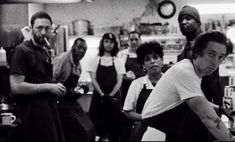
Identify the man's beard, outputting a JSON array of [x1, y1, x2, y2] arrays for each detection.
[[180, 26, 197, 37], [32, 33, 46, 45], [181, 28, 193, 36]]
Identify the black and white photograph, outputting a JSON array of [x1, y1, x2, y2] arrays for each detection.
[[1, 0, 235, 141]]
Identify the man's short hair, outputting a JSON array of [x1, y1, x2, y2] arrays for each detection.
[[72, 38, 86, 50], [73, 38, 85, 45], [129, 31, 141, 39], [192, 31, 233, 59], [30, 11, 53, 27]]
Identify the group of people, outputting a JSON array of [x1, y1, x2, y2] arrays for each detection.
[[10, 11, 96, 142], [7, 4, 235, 142]]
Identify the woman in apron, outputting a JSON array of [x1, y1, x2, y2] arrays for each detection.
[[122, 41, 164, 141], [89, 33, 126, 142], [53, 38, 96, 142], [118, 31, 146, 142], [118, 31, 146, 105]]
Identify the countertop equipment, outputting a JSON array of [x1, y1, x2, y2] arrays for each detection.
[[0, 103, 13, 112]]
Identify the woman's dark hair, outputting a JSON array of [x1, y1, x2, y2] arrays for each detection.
[[30, 11, 53, 27], [192, 31, 233, 59], [136, 41, 164, 65], [98, 33, 119, 56]]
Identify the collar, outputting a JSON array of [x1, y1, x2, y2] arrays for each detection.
[[68, 51, 74, 64], [68, 50, 80, 67], [143, 75, 155, 89]]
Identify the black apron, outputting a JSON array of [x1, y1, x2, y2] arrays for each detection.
[[142, 102, 212, 142], [14, 46, 65, 142], [121, 55, 146, 105], [59, 65, 96, 142], [139, 58, 212, 142], [89, 57, 122, 141], [124, 84, 152, 142], [136, 84, 152, 114]]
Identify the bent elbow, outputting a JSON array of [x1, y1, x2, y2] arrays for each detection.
[[10, 83, 20, 95], [200, 115, 220, 130]]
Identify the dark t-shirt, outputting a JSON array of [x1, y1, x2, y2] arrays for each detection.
[[9, 40, 65, 142], [10, 41, 53, 84]]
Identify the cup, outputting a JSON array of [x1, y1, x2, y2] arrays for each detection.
[[1, 113, 16, 125]]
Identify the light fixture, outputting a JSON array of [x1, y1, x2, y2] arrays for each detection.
[[84, 0, 93, 2], [0, 0, 82, 3], [189, 3, 235, 15]]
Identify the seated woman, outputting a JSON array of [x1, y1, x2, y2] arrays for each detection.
[[122, 41, 164, 141]]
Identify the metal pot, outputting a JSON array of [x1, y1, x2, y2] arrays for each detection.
[[72, 19, 90, 36]]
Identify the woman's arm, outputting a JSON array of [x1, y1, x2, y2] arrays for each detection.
[[108, 74, 123, 97], [123, 110, 142, 121], [186, 96, 234, 141], [89, 72, 105, 97]]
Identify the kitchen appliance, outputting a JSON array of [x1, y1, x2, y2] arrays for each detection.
[[0, 103, 13, 112], [72, 19, 90, 36], [50, 24, 69, 55], [0, 95, 14, 115]]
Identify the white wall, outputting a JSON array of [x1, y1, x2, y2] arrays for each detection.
[[45, 0, 181, 30], [44, 0, 235, 32], [28, 4, 45, 26]]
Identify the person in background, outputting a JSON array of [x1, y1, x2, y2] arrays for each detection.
[[9, 11, 66, 142], [122, 41, 164, 141], [177, 6, 203, 61], [141, 32, 234, 142], [118, 31, 146, 142], [118, 31, 146, 105], [177, 5, 225, 112], [53, 37, 96, 142], [88, 33, 126, 142]]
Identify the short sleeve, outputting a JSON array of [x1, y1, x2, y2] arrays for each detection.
[[10, 46, 28, 75], [123, 79, 142, 111], [118, 49, 128, 64], [118, 49, 126, 58], [87, 56, 99, 73], [52, 54, 66, 82], [114, 57, 126, 74], [175, 70, 203, 100]]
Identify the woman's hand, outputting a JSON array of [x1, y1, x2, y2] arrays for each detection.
[[126, 71, 136, 80], [103, 94, 118, 103]]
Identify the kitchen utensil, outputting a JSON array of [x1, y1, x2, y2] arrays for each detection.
[[1, 112, 16, 125]]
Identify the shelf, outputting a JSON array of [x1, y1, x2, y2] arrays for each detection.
[[68, 34, 185, 39]]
